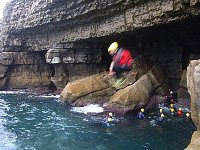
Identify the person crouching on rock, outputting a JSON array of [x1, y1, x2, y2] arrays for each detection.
[[108, 42, 133, 87]]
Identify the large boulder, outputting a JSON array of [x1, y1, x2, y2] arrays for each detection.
[[60, 55, 153, 105], [60, 54, 169, 114], [45, 47, 102, 64], [107, 65, 168, 111], [60, 72, 110, 103], [60, 62, 168, 115]]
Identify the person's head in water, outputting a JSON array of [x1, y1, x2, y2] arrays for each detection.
[[108, 42, 118, 56], [107, 112, 113, 122]]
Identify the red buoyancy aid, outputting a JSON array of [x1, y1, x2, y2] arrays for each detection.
[[113, 48, 133, 67]]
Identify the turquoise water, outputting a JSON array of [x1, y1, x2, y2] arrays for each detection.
[[0, 92, 196, 150]]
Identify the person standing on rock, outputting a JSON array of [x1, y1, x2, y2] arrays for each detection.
[[108, 42, 133, 87]]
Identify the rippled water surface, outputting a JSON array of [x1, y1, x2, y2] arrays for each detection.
[[0, 92, 196, 150]]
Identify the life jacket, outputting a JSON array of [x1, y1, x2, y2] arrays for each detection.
[[113, 48, 133, 67]]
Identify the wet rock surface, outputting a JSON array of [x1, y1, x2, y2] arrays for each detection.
[[60, 55, 168, 115], [186, 59, 200, 149]]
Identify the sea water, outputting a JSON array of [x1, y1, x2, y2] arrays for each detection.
[[0, 91, 196, 150]]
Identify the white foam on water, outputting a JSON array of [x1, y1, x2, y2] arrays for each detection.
[[0, 91, 27, 94], [71, 104, 104, 114], [0, 91, 60, 99], [36, 95, 60, 98]]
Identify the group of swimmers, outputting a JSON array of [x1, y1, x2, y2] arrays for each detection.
[[106, 90, 191, 124], [137, 90, 191, 121]]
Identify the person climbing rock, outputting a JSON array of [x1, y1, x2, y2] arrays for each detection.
[[108, 42, 133, 87]]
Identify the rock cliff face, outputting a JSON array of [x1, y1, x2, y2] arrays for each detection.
[[1, 0, 200, 91], [185, 59, 200, 150]]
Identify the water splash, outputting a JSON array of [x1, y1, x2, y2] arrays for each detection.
[[0, 91, 27, 94], [71, 104, 104, 114], [35, 95, 60, 98]]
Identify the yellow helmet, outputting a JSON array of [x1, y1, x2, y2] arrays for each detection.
[[186, 112, 190, 117], [108, 42, 118, 52], [107, 117, 112, 122], [161, 113, 165, 117]]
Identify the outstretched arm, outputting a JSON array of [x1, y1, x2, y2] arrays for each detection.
[[109, 61, 116, 76]]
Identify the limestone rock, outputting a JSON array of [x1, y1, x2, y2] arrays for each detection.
[[60, 54, 153, 105], [0, 64, 8, 78], [51, 76, 68, 90], [45, 48, 102, 64], [109, 65, 168, 109], [60, 54, 168, 111], [0, 52, 44, 65], [60, 72, 110, 103], [0, 51, 52, 89], [185, 131, 200, 150], [178, 70, 191, 106], [5, 64, 52, 89], [72, 88, 116, 107], [190, 0, 200, 6], [0, 20, 3, 51], [187, 59, 200, 130], [2, 0, 200, 52], [0, 77, 7, 90]]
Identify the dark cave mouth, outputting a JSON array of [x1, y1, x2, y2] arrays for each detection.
[[81, 16, 200, 91]]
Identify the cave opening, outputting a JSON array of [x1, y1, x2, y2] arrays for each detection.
[[84, 16, 200, 91]]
